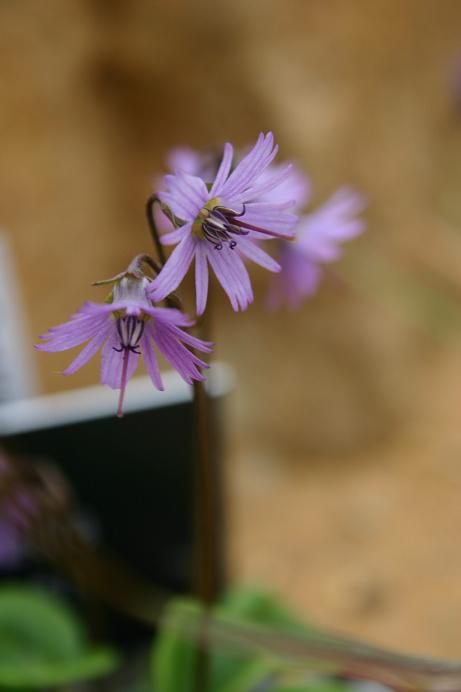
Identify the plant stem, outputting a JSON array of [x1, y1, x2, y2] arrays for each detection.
[[146, 195, 168, 266], [146, 195, 223, 690], [192, 375, 221, 605]]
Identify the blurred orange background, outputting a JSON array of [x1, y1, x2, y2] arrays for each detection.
[[2, 0, 461, 658]]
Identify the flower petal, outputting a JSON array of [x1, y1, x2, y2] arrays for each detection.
[[237, 238, 281, 272], [195, 242, 209, 316], [267, 246, 322, 309], [219, 132, 278, 200], [100, 328, 139, 389], [151, 322, 207, 384], [209, 142, 234, 197], [165, 325, 213, 352], [244, 164, 294, 201], [206, 245, 253, 311], [159, 172, 208, 222], [143, 305, 195, 327], [240, 202, 298, 238], [36, 303, 112, 351], [297, 188, 366, 262], [141, 326, 164, 390], [63, 322, 112, 375], [36, 314, 106, 351], [145, 307, 212, 351], [257, 165, 311, 208], [160, 222, 192, 246], [148, 234, 197, 302]]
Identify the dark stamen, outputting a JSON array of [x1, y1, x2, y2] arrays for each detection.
[[113, 315, 145, 354], [201, 204, 250, 251]]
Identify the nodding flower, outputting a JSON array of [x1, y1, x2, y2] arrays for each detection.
[[36, 262, 212, 417]]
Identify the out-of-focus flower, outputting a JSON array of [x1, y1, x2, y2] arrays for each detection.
[[166, 147, 218, 181], [36, 261, 212, 416], [149, 132, 298, 315], [267, 187, 366, 309], [254, 163, 311, 208], [0, 450, 77, 569]]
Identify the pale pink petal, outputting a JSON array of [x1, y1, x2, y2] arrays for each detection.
[[36, 314, 107, 351], [152, 323, 207, 384], [160, 222, 192, 245], [240, 202, 298, 238], [219, 132, 278, 200], [243, 163, 294, 201], [159, 323, 213, 352], [100, 329, 139, 389], [167, 147, 207, 175], [257, 165, 311, 208], [237, 238, 281, 272], [206, 246, 253, 311], [267, 245, 322, 309], [143, 305, 195, 327], [144, 308, 212, 351], [63, 322, 112, 375], [195, 242, 209, 316], [297, 188, 366, 262], [159, 172, 208, 221], [141, 326, 164, 390], [209, 143, 234, 197], [148, 234, 197, 302]]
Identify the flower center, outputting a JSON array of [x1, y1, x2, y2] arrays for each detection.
[[114, 315, 145, 354], [194, 198, 249, 250]]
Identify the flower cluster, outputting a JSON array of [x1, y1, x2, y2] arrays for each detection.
[[37, 132, 365, 411], [156, 135, 365, 310]]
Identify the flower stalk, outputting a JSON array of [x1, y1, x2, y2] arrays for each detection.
[[146, 197, 222, 690]]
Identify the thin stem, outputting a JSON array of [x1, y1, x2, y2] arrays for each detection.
[[145, 196, 222, 692], [191, 316, 220, 692], [146, 194, 167, 266], [193, 380, 220, 604]]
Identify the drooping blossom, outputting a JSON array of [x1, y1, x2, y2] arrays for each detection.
[[36, 262, 212, 416], [148, 132, 298, 315], [267, 187, 366, 309]]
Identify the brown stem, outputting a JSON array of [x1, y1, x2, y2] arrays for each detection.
[[146, 196, 223, 691], [192, 291, 222, 605], [146, 194, 168, 266]]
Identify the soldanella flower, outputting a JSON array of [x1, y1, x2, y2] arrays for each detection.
[[267, 187, 366, 309], [36, 260, 212, 416], [149, 132, 298, 315]]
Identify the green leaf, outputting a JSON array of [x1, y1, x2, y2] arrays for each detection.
[[150, 587, 325, 692], [151, 598, 199, 692], [0, 584, 119, 687], [273, 681, 353, 692]]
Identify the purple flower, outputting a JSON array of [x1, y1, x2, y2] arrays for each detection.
[[247, 162, 311, 209], [36, 272, 212, 417], [166, 147, 218, 181], [267, 187, 366, 309], [149, 132, 298, 315]]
